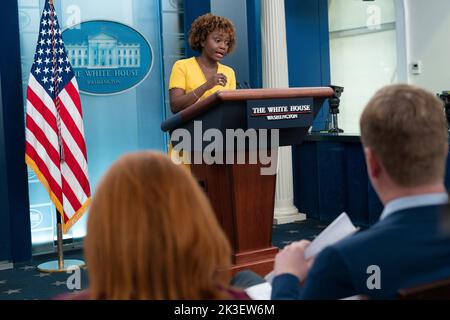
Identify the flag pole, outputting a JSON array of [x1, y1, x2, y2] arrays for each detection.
[[37, 209, 85, 273], [56, 209, 64, 269]]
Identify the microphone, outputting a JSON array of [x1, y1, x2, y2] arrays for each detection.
[[237, 81, 251, 89]]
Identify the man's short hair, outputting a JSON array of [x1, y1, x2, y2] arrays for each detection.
[[360, 84, 448, 187]]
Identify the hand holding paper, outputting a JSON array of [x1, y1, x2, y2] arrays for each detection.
[[304, 212, 359, 259], [273, 240, 313, 282], [264, 213, 358, 284], [247, 213, 358, 299]]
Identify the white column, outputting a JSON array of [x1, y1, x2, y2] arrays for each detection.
[[261, 0, 305, 224]]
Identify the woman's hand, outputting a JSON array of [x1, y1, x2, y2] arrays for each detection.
[[169, 73, 227, 113], [205, 73, 227, 90]]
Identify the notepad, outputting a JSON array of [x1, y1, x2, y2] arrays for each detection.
[[304, 212, 359, 259], [245, 282, 272, 300]]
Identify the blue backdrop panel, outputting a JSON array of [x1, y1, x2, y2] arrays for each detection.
[[183, 0, 211, 58], [294, 137, 387, 227], [285, 0, 331, 131], [0, 76, 12, 262], [246, 0, 262, 89], [293, 142, 320, 220], [345, 144, 369, 226], [316, 142, 347, 223], [0, 0, 32, 262]]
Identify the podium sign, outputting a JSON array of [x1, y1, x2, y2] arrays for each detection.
[[247, 98, 314, 129]]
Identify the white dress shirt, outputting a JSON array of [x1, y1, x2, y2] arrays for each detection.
[[379, 192, 449, 221]]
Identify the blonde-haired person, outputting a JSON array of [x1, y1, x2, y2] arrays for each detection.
[[271, 84, 450, 300], [56, 152, 249, 300]]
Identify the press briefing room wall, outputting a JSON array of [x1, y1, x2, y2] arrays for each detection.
[[1, 0, 337, 265], [1, 0, 397, 266]]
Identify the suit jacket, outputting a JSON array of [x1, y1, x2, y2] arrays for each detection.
[[271, 204, 450, 300]]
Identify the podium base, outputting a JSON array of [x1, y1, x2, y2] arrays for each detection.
[[231, 247, 278, 277], [231, 258, 275, 277], [37, 259, 85, 273]]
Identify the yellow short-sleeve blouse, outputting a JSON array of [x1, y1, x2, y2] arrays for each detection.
[[169, 57, 236, 99]]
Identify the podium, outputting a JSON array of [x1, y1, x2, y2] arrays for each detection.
[[161, 87, 334, 275]]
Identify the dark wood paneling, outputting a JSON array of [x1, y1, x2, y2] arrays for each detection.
[[191, 150, 279, 274]]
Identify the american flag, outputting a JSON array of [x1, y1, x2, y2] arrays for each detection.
[[25, 0, 91, 233]]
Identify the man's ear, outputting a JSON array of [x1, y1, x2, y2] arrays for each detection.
[[364, 147, 381, 180]]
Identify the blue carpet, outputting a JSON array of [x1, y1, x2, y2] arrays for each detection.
[[272, 218, 327, 248], [0, 219, 325, 300], [0, 250, 89, 300]]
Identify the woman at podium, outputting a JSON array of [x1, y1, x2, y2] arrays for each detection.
[[169, 13, 237, 113]]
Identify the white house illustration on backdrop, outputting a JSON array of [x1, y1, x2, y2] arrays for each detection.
[[65, 33, 141, 69]]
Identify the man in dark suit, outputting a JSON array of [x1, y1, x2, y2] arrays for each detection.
[[271, 84, 450, 299]]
